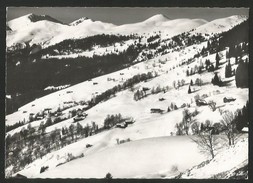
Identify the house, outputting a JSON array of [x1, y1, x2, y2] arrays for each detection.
[[196, 99, 208, 106], [35, 115, 44, 120], [143, 87, 150, 92], [73, 112, 88, 122], [86, 144, 93, 148], [125, 120, 135, 125], [150, 108, 164, 114], [159, 98, 166, 101], [223, 97, 236, 103], [116, 122, 127, 128]]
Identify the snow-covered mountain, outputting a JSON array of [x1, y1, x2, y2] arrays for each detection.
[[193, 15, 248, 34], [112, 15, 207, 39], [8, 13, 247, 48], [8, 13, 64, 31], [5, 12, 249, 179], [7, 14, 69, 47]]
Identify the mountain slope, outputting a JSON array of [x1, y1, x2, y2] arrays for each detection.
[[7, 20, 68, 47], [5, 13, 249, 179], [179, 135, 248, 179], [193, 15, 248, 34], [36, 136, 207, 178], [113, 17, 207, 39], [8, 13, 64, 31]]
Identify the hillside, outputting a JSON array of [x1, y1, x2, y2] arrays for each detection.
[[5, 13, 249, 179]]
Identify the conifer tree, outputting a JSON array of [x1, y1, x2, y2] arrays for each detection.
[[190, 79, 193, 86], [235, 60, 248, 88], [188, 85, 192, 94], [215, 53, 220, 69], [211, 73, 222, 86], [225, 60, 232, 78]]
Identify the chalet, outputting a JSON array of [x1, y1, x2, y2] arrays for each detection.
[[116, 122, 127, 128], [35, 115, 44, 120], [159, 98, 166, 101], [150, 108, 164, 114], [86, 144, 93, 148], [73, 112, 88, 122], [196, 99, 208, 106], [44, 108, 52, 113], [223, 97, 236, 103], [143, 87, 150, 92], [125, 120, 135, 125]]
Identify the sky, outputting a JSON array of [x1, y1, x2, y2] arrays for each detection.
[[6, 7, 249, 25]]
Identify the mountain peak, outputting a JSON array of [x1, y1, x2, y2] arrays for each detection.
[[145, 14, 170, 22]]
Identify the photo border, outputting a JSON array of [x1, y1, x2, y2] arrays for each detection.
[[1, 1, 252, 183]]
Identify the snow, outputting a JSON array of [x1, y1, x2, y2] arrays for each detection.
[[7, 19, 68, 47], [30, 136, 207, 178], [6, 36, 248, 133], [7, 14, 209, 48], [44, 85, 70, 91], [6, 95, 12, 99], [6, 13, 249, 178], [42, 39, 136, 59], [180, 134, 248, 179], [193, 15, 248, 35], [7, 14, 247, 49], [241, 127, 248, 132]]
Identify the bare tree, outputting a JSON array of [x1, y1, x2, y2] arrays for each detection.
[[191, 131, 218, 159], [208, 100, 216, 111], [182, 109, 192, 135], [220, 111, 237, 146], [191, 122, 200, 135]]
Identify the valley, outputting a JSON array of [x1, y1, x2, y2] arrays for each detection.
[[5, 12, 249, 179]]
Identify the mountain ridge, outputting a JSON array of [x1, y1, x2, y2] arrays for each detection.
[[6, 14, 248, 48]]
